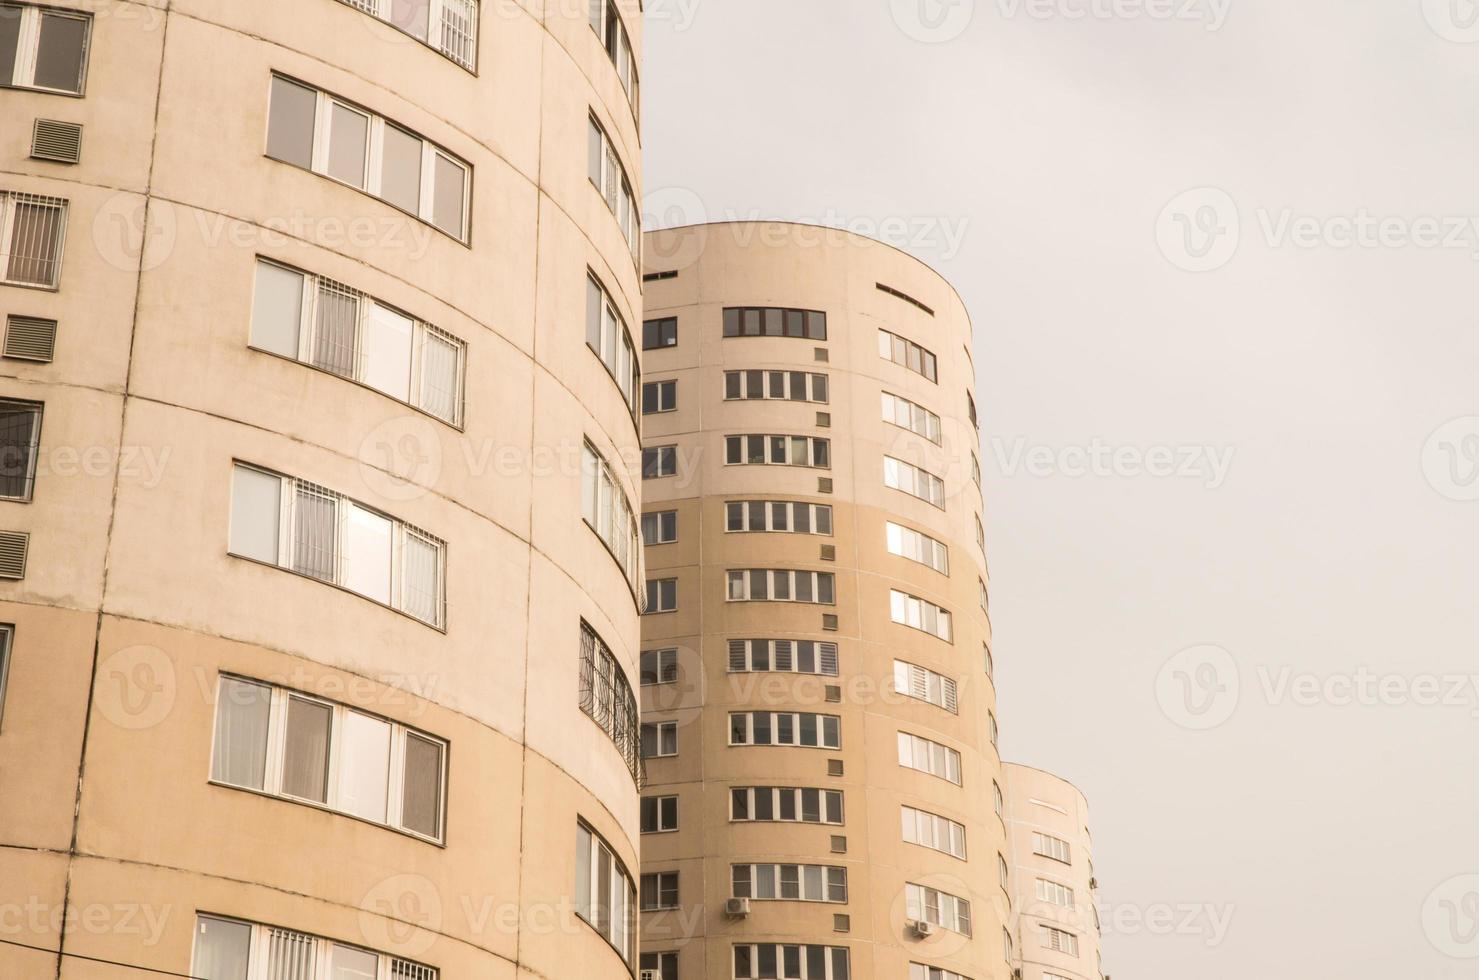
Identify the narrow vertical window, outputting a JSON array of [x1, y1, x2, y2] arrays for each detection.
[[192, 916, 253, 980], [267, 76, 318, 170], [229, 464, 282, 565], [281, 696, 332, 803], [401, 732, 444, 839], [211, 677, 272, 790]]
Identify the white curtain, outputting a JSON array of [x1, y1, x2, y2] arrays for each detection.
[[212, 678, 271, 790]]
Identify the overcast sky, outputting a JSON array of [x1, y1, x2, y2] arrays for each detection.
[[640, 1, 1479, 976]]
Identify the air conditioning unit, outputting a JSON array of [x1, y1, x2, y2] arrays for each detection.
[[908, 919, 935, 938], [725, 897, 751, 918], [641, 972, 660, 980]]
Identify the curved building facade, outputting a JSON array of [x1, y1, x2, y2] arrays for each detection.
[[1003, 764, 1104, 980], [636, 223, 1005, 980], [0, 1, 645, 978]]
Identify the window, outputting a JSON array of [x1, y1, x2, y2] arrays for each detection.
[[905, 883, 971, 936], [897, 731, 961, 785], [575, 822, 635, 964], [883, 456, 945, 508], [0, 399, 41, 500], [229, 463, 445, 628], [984, 643, 994, 679], [725, 500, 832, 535], [266, 75, 469, 241], [589, 0, 640, 121], [642, 445, 677, 479], [1033, 831, 1072, 864], [641, 510, 677, 544], [1036, 878, 1074, 907], [1041, 926, 1079, 956], [988, 712, 998, 749], [0, 4, 90, 94], [909, 964, 971, 980], [726, 639, 838, 676], [978, 577, 988, 613], [993, 781, 1003, 816], [640, 647, 677, 685], [735, 944, 850, 980], [641, 720, 677, 758], [999, 853, 1010, 890], [726, 568, 835, 605], [889, 590, 953, 642], [641, 795, 678, 833], [644, 578, 676, 613], [333, 0, 477, 70], [0, 191, 66, 288], [901, 805, 967, 860], [967, 390, 978, 429], [0, 625, 10, 729], [724, 370, 829, 403], [210, 676, 445, 840], [643, 316, 677, 349], [586, 113, 639, 261], [878, 328, 937, 382], [722, 307, 827, 340], [885, 522, 947, 574], [731, 786, 844, 825], [732, 864, 847, 904], [191, 915, 436, 980], [975, 515, 986, 554], [642, 380, 676, 414], [251, 258, 465, 423], [640, 871, 679, 911], [585, 272, 639, 416], [578, 621, 641, 786], [892, 660, 958, 713], [724, 434, 830, 468], [881, 392, 941, 444], [580, 442, 640, 592], [729, 712, 840, 749], [972, 452, 981, 488], [641, 952, 678, 980]]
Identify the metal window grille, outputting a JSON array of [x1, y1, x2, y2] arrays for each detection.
[[311, 277, 360, 379], [579, 620, 643, 788], [265, 927, 316, 980], [2, 193, 67, 287], [440, 0, 477, 69], [291, 480, 339, 583]]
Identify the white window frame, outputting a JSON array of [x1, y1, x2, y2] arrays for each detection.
[[878, 328, 938, 382], [909, 963, 973, 980], [337, 0, 478, 71], [0, 191, 68, 289], [641, 509, 678, 544], [893, 659, 958, 713], [251, 257, 466, 425], [586, 270, 640, 418], [586, 112, 640, 262], [588, 0, 640, 121], [640, 794, 678, 833], [901, 804, 967, 860], [905, 883, 971, 936], [642, 379, 677, 414], [644, 577, 677, 613], [640, 871, 680, 911], [726, 568, 836, 605], [897, 731, 962, 785], [725, 434, 831, 468], [1, 4, 90, 94], [725, 500, 833, 535], [575, 821, 636, 964], [731, 864, 847, 904], [886, 522, 949, 574], [0, 624, 11, 730], [228, 463, 447, 629], [581, 441, 642, 596], [641, 720, 678, 758], [208, 675, 447, 843], [724, 369, 829, 403], [722, 306, 828, 340], [1036, 877, 1074, 907], [736, 944, 850, 980], [1041, 925, 1080, 956], [1033, 831, 1073, 864], [191, 914, 437, 980], [883, 455, 946, 509], [726, 638, 839, 677], [642, 445, 677, 479], [881, 391, 942, 444], [728, 711, 841, 749], [267, 74, 471, 243], [640, 647, 678, 686], [730, 786, 844, 826], [889, 589, 953, 642]]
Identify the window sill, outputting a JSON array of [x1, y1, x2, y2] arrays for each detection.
[[207, 778, 445, 847], [227, 551, 446, 633], [0, 81, 84, 99], [247, 344, 464, 431], [262, 154, 471, 249]]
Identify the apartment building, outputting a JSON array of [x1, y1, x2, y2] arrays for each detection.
[[0, 2, 645, 977]]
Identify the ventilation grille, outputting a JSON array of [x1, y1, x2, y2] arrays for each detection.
[[642, 270, 678, 283], [813, 347, 829, 363], [827, 759, 844, 777], [830, 835, 847, 853], [0, 531, 29, 579], [30, 119, 82, 164], [824, 685, 842, 703], [822, 613, 838, 631], [833, 914, 851, 932], [816, 412, 831, 428], [820, 544, 836, 562], [817, 477, 833, 494], [5, 315, 57, 362]]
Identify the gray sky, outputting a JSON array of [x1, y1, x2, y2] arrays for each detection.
[[640, 1, 1479, 976]]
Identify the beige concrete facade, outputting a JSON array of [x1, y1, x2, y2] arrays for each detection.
[[0, 2, 645, 979], [1003, 764, 1103, 980], [637, 223, 1007, 980]]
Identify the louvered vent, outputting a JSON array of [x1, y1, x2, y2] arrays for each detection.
[[816, 412, 831, 427], [5, 316, 57, 362], [820, 544, 836, 562], [824, 685, 842, 703], [826, 758, 844, 777], [813, 347, 829, 363], [830, 835, 847, 853], [821, 613, 839, 631], [817, 477, 833, 494], [0, 531, 29, 580], [30, 119, 82, 164]]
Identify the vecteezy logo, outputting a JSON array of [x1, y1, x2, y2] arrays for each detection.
[[359, 874, 442, 956], [1155, 187, 1240, 272], [1423, 0, 1479, 42], [91, 194, 177, 273], [889, 0, 975, 43], [1421, 417, 1479, 502], [1155, 644, 1240, 730], [357, 415, 443, 503], [1423, 875, 1479, 957], [95, 645, 177, 730]]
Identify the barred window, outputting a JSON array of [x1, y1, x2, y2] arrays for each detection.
[[190, 914, 437, 980], [1041, 925, 1079, 956], [0, 191, 67, 288], [734, 944, 851, 979], [586, 113, 639, 262], [725, 434, 830, 468], [729, 711, 840, 749], [724, 369, 829, 403], [252, 258, 465, 424], [726, 568, 835, 605], [732, 863, 846, 903], [335, 0, 477, 70], [722, 307, 827, 340], [726, 638, 838, 676], [725, 500, 833, 535], [229, 463, 445, 628], [731, 786, 843, 825], [892, 660, 958, 713], [578, 620, 642, 787]]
